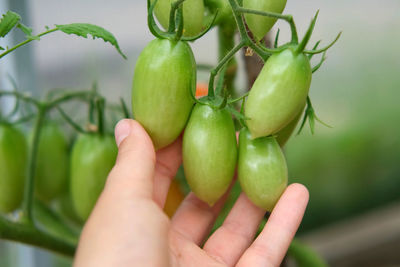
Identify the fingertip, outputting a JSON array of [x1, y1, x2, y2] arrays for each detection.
[[114, 119, 156, 164], [115, 119, 132, 147], [286, 183, 310, 205]]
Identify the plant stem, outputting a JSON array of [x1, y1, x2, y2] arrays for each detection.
[[21, 106, 46, 224], [0, 215, 76, 257], [208, 41, 245, 97], [236, 7, 298, 44], [0, 91, 40, 107], [217, 25, 237, 96], [0, 28, 58, 59]]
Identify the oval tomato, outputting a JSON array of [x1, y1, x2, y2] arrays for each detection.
[[183, 103, 237, 205], [132, 38, 195, 150], [153, 0, 205, 37], [245, 48, 311, 139], [238, 128, 287, 211], [0, 123, 27, 213], [243, 0, 287, 41], [33, 123, 69, 203], [70, 133, 117, 221]]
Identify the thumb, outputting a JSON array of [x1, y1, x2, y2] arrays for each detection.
[[106, 119, 156, 199]]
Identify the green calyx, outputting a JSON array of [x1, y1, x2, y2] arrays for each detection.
[[295, 10, 342, 56]]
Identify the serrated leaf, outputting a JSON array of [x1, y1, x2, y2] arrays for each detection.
[[0, 11, 21, 37], [55, 23, 127, 59]]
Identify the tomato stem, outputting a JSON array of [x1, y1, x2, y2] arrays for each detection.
[[236, 6, 299, 44], [208, 41, 245, 97], [21, 106, 46, 224], [120, 97, 131, 118], [147, 0, 172, 40], [57, 106, 87, 133], [0, 28, 58, 60], [0, 215, 76, 256], [168, 0, 186, 33], [217, 25, 237, 96], [96, 97, 106, 136], [174, 5, 184, 40]]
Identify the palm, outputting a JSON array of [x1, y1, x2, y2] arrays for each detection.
[[74, 121, 308, 267]]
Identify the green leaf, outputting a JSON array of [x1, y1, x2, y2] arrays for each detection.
[[55, 23, 127, 59], [0, 46, 4, 50], [17, 23, 39, 40], [0, 11, 21, 37]]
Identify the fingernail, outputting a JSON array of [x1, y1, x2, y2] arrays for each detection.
[[115, 119, 131, 147]]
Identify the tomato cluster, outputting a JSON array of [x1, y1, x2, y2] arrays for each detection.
[[0, 0, 338, 221], [0, 120, 117, 222], [132, 0, 339, 211]]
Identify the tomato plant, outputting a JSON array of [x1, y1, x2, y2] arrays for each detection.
[[0, 2, 340, 263], [0, 123, 27, 213]]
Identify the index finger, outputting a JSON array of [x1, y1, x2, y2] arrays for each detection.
[[236, 183, 309, 267]]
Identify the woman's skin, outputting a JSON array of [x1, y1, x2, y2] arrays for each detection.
[[74, 119, 309, 267]]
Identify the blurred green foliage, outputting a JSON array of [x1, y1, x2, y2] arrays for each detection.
[[286, 58, 400, 231]]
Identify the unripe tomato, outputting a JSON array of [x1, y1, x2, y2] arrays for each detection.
[[70, 133, 117, 221], [33, 123, 69, 203], [132, 38, 195, 150], [0, 124, 27, 213], [245, 48, 311, 139], [183, 103, 237, 205], [238, 128, 287, 211], [243, 0, 287, 41], [153, 0, 205, 37]]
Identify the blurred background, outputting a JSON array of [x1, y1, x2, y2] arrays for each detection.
[[1, 0, 399, 266]]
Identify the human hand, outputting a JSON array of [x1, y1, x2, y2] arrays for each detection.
[[74, 119, 309, 267]]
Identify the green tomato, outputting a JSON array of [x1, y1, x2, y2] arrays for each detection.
[[245, 48, 311, 139], [0, 124, 27, 213], [33, 123, 69, 203], [183, 103, 237, 205], [153, 0, 205, 37], [132, 38, 195, 150], [238, 128, 288, 211], [70, 133, 117, 221], [276, 107, 304, 147], [243, 0, 287, 41]]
